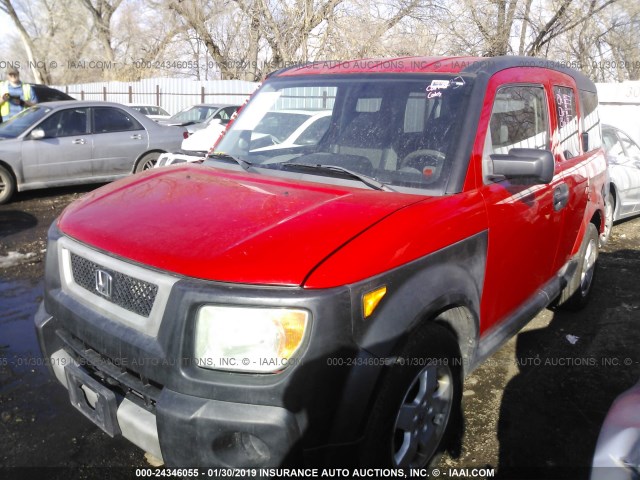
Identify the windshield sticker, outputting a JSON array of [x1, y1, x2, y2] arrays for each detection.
[[426, 80, 449, 99], [429, 80, 451, 90], [449, 76, 466, 88]]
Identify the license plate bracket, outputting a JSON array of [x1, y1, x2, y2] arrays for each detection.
[[65, 363, 121, 437]]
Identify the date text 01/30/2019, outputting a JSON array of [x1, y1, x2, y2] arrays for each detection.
[[134, 468, 496, 478]]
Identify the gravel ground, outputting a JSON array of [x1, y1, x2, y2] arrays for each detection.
[[1, 184, 639, 479]]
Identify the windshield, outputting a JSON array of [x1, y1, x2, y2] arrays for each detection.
[[213, 75, 472, 193], [169, 105, 219, 124], [0, 106, 52, 139]]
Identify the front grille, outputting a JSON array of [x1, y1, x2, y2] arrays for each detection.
[[70, 253, 158, 317]]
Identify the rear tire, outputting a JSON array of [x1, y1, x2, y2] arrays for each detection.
[[556, 223, 599, 311], [134, 152, 161, 173], [0, 165, 16, 205], [358, 324, 462, 469]]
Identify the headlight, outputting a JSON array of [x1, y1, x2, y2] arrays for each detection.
[[194, 305, 309, 373]]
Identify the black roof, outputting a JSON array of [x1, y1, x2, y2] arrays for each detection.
[[461, 56, 597, 93]]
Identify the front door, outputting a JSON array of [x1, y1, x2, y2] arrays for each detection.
[[477, 72, 566, 331], [21, 107, 93, 184]]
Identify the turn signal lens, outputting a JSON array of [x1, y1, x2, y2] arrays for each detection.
[[363, 286, 387, 318]]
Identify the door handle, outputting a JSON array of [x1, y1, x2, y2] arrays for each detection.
[[553, 183, 570, 211], [130, 134, 142, 140], [72, 138, 86, 145]]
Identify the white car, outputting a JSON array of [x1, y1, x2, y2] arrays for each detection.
[[251, 110, 332, 152], [158, 104, 239, 134], [125, 104, 171, 122], [155, 120, 227, 168], [155, 110, 332, 168]]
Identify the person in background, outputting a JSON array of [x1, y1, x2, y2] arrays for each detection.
[[0, 66, 38, 121]]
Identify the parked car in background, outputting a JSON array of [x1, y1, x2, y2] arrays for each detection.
[[159, 103, 239, 134], [251, 110, 332, 151], [32, 84, 75, 102], [155, 110, 331, 168], [601, 124, 640, 241], [126, 104, 171, 122], [155, 120, 227, 168], [0, 101, 187, 204], [591, 379, 640, 480]]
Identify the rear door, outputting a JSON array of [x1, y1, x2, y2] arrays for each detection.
[[21, 106, 93, 183], [547, 83, 587, 274], [91, 106, 148, 175]]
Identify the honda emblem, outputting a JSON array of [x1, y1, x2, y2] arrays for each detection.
[[95, 270, 113, 298]]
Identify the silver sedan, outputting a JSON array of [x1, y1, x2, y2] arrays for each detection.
[[0, 101, 187, 204]]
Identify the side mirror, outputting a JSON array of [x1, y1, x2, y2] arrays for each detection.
[[30, 128, 45, 140], [490, 148, 555, 184]]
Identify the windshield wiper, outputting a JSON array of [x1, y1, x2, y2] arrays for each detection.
[[209, 152, 253, 172], [284, 163, 395, 191]]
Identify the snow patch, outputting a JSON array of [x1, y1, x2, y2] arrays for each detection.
[[0, 252, 36, 268]]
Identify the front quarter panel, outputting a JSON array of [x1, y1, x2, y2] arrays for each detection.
[[0, 139, 25, 186], [304, 190, 488, 357]]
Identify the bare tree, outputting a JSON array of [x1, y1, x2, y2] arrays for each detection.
[[232, 0, 346, 68], [79, 0, 122, 63], [0, 0, 49, 82], [161, 0, 245, 79], [114, 1, 186, 80], [445, 0, 620, 60]]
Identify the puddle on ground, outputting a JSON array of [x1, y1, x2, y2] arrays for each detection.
[[0, 278, 50, 392]]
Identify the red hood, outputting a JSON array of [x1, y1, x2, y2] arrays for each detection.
[[58, 165, 420, 286]]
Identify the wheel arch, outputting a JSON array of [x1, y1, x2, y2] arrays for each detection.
[[353, 256, 484, 374], [327, 233, 486, 445], [0, 160, 19, 203], [132, 149, 166, 173], [0, 159, 19, 185]]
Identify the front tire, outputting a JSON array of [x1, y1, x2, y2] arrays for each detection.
[[0, 165, 16, 205], [134, 152, 161, 173], [359, 324, 462, 469], [556, 223, 599, 311]]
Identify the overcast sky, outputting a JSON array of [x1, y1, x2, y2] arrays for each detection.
[[0, 12, 17, 50]]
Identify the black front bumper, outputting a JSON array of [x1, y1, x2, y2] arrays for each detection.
[[34, 226, 381, 466]]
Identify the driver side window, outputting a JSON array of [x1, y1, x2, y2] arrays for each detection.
[[483, 85, 549, 181], [38, 108, 89, 137]]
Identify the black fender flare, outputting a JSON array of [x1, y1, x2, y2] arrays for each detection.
[[327, 231, 487, 444]]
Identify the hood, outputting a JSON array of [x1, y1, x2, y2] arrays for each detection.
[[58, 165, 419, 286]]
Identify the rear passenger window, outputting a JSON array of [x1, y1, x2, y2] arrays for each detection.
[[356, 98, 382, 113], [93, 107, 143, 133], [580, 90, 602, 151], [553, 86, 580, 159], [404, 93, 427, 133]]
